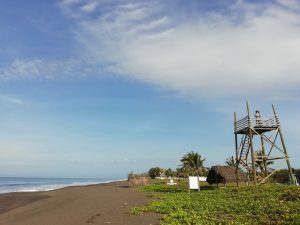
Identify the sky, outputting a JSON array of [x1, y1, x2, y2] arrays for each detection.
[[0, 0, 299, 178]]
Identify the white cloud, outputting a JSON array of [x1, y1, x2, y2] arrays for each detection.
[[69, 0, 300, 98], [0, 58, 84, 80], [0, 95, 24, 105], [61, 0, 82, 6], [2, 0, 300, 100], [81, 1, 98, 13]]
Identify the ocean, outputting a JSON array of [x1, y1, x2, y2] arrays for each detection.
[[0, 177, 124, 194]]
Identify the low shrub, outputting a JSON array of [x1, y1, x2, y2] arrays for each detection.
[[128, 173, 150, 187]]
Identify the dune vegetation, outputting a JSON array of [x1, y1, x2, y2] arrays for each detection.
[[130, 180, 300, 225]]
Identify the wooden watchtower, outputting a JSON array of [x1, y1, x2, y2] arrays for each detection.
[[234, 102, 296, 185]]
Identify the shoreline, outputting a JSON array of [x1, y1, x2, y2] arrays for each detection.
[[0, 180, 161, 225], [0, 178, 128, 194], [0, 179, 128, 215]]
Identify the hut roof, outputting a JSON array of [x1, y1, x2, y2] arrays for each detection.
[[207, 165, 248, 184]]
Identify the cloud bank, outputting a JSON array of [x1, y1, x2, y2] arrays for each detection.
[[61, 0, 300, 98], [2, 0, 300, 98]]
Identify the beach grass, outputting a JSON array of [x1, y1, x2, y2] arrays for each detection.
[[130, 180, 300, 225]]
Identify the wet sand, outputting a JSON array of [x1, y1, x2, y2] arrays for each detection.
[[0, 181, 161, 225]]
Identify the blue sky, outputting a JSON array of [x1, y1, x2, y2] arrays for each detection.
[[0, 0, 299, 178]]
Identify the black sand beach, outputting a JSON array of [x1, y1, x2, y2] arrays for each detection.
[[0, 181, 160, 225]]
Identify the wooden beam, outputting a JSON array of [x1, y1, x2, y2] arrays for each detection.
[[247, 101, 257, 185], [234, 112, 239, 188], [272, 104, 296, 185]]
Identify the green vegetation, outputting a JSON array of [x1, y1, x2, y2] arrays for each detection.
[[271, 169, 300, 184], [165, 168, 177, 178], [180, 151, 206, 176], [130, 181, 300, 225], [148, 167, 162, 179], [225, 156, 236, 167], [147, 151, 207, 179], [255, 150, 274, 175]]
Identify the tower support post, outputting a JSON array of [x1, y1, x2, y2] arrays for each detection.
[[272, 105, 296, 185], [278, 128, 295, 185], [249, 130, 257, 185], [246, 101, 257, 185], [234, 112, 239, 187]]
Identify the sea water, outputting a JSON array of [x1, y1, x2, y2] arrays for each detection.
[[0, 177, 124, 194]]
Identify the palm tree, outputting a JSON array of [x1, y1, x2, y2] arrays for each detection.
[[180, 151, 206, 176], [255, 150, 274, 176], [225, 156, 236, 167]]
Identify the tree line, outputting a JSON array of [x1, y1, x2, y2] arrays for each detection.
[[147, 150, 299, 184], [148, 151, 207, 179]]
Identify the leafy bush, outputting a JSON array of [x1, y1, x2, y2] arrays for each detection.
[[148, 167, 162, 179], [128, 173, 149, 186], [165, 168, 177, 177], [271, 169, 290, 183], [271, 169, 300, 184]]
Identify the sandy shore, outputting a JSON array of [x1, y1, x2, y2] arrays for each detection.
[[0, 181, 161, 225]]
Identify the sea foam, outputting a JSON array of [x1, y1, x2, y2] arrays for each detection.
[[0, 177, 126, 194]]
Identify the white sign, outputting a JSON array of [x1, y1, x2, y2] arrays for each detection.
[[198, 176, 207, 182], [188, 176, 200, 190]]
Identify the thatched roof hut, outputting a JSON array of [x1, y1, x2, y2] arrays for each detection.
[[207, 165, 248, 184]]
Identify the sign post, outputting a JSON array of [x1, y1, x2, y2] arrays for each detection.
[[188, 176, 200, 193]]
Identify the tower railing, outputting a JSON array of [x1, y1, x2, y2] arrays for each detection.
[[234, 115, 279, 133]]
